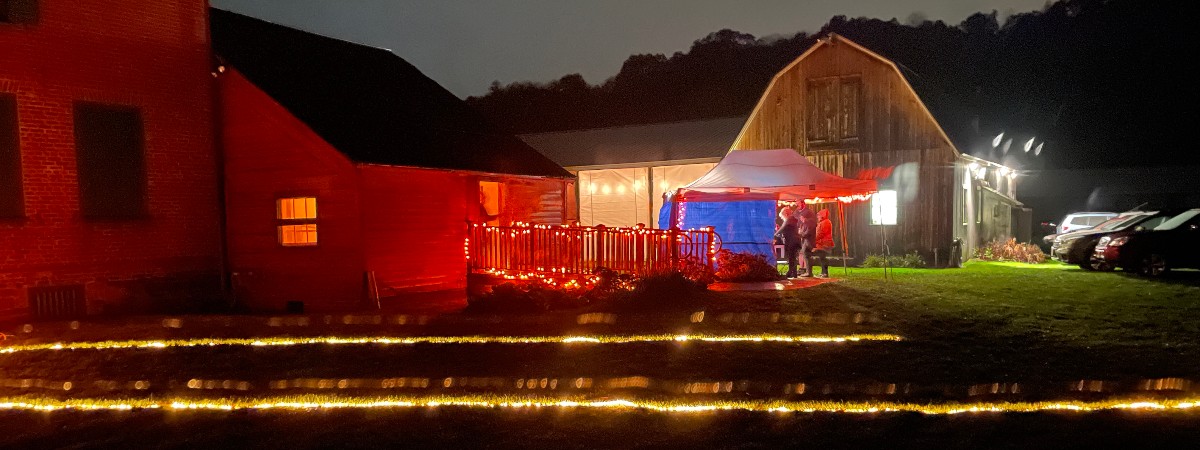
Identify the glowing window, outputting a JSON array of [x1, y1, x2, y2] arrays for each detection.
[[278, 224, 317, 246], [277, 197, 317, 220], [276, 197, 317, 246], [870, 190, 897, 225]]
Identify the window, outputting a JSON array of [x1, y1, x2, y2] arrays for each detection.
[[1, 94, 21, 218], [478, 181, 502, 226], [74, 102, 147, 219], [870, 190, 897, 225], [1, 0, 39, 24], [277, 197, 317, 246], [807, 75, 861, 145]]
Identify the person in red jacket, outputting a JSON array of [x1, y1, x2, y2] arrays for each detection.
[[809, 208, 835, 278]]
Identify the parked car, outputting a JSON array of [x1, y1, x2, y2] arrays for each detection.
[[1052, 211, 1175, 270], [1057, 212, 1119, 235], [1042, 212, 1122, 251], [1094, 208, 1200, 276]]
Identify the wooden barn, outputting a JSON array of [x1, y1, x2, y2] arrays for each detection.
[[210, 10, 573, 312], [731, 33, 1025, 262]]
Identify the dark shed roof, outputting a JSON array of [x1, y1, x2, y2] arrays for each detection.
[[519, 117, 746, 168], [209, 9, 571, 179]]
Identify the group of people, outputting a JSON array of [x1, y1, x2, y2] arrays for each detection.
[[775, 201, 834, 278]]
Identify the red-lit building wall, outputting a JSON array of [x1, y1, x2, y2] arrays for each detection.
[[221, 69, 569, 312], [0, 1, 222, 321]]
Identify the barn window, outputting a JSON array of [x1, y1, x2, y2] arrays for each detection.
[[807, 75, 861, 145], [277, 197, 317, 246], [1, 93, 22, 218], [74, 102, 147, 219], [870, 190, 897, 225]]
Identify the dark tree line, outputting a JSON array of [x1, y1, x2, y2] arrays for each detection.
[[467, 0, 1197, 170]]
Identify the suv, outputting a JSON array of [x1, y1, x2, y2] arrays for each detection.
[[1057, 212, 1119, 234], [1094, 209, 1200, 276], [1052, 211, 1174, 270]]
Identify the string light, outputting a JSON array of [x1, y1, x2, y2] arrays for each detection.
[[0, 334, 904, 355], [806, 193, 874, 204], [2, 394, 1199, 416]]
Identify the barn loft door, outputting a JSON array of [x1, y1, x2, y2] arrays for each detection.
[[807, 75, 861, 148]]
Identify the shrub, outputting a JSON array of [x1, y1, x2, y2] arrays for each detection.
[[467, 265, 709, 314], [714, 250, 783, 282], [601, 270, 709, 312], [676, 254, 715, 286], [974, 238, 1047, 264], [860, 252, 927, 268], [466, 279, 589, 314]]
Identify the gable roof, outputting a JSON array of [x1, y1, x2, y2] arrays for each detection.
[[734, 33, 975, 156], [519, 117, 747, 169], [209, 8, 571, 179]]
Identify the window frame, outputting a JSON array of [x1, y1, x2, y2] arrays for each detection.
[[0, 93, 22, 219], [1, 0, 39, 25], [276, 196, 319, 247], [73, 101, 149, 221]]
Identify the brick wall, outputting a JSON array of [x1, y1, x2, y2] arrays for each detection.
[[0, 1, 222, 321]]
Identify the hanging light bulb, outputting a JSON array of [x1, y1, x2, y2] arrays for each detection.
[[992, 133, 1004, 148], [1034, 143, 1044, 156], [1024, 138, 1035, 153]]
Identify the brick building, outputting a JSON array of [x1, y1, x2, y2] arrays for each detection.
[[0, 1, 223, 321]]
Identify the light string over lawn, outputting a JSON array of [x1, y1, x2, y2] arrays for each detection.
[[1, 394, 1198, 416], [0, 333, 903, 354]]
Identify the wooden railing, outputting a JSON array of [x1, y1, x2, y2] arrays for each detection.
[[467, 223, 719, 277]]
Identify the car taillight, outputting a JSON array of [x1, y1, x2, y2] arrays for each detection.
[[1062, 225, 1068, 232]]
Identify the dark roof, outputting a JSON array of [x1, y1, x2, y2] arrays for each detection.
[[519, 117, 746, 168], [209, 9, 571, 179]]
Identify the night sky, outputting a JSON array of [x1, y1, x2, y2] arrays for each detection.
[[211, 0, 1050, 98]]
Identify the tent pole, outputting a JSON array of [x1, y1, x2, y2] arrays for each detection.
[[839, 202, 848, 276]]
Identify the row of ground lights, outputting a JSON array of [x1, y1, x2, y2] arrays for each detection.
[[0, 333, 903, 354], [2, 394, 1200, 415]]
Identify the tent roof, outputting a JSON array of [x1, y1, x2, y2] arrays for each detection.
[[677, 149, 877, 202]]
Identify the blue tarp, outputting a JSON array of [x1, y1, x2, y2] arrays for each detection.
[[658, 199, 777, 261]]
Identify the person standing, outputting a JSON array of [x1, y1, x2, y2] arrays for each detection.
[[796, 202, 818, 277], [811, 208, 835, 278], [775, 202, 802, 278]]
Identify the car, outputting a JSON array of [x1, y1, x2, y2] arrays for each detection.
[[1056, 212, 1119, 235], [1094, 208, 1200, 276], [1052, 211, 1175, 270]]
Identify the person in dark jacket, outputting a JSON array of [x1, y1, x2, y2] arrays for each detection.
[[796, 202, 818, 277], [811, 208, 835, 278], [775, 202, 802, 278]]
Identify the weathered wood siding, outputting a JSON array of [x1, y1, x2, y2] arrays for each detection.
[[221, 69, 366, 311], [732, 37, 959, 260]]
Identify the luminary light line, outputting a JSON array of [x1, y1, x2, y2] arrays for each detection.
[[0, 334, 903, 354], [1, 394, 1198, 416]]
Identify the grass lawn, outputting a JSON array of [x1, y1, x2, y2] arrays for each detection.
[[823, 261, 1200, 348]]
